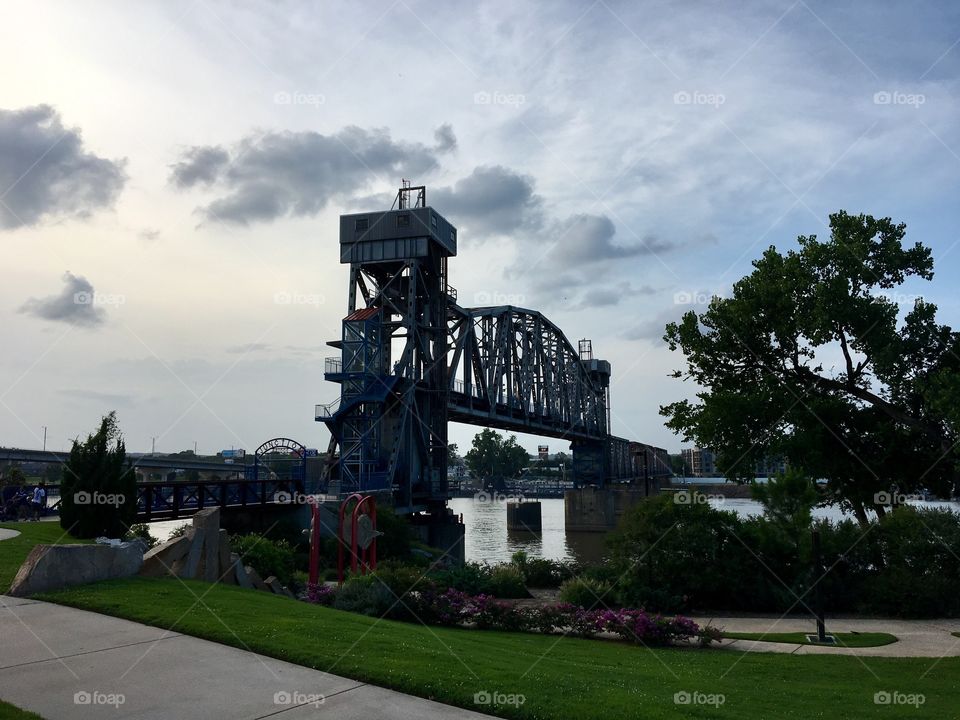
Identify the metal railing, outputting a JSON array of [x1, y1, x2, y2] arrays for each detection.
[[315, 398, 341, 419], [325, 356, 343, 374]]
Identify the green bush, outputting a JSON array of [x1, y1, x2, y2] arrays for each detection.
[[489, 564, 529, 598], [231, 533, 296, 585], [559, 577, 613, 609], [510, 551, 574, 588], [125, 523, 158, 549], [604, 493, 960, 617], [861, 507, 960, 617], [523, 558, 575, 588], [168, 522, 191, 539], [59, 412, 137, 539], [372, 562, 434, 599], [430, 562, 493, 595], [333, 575, 394, 617]]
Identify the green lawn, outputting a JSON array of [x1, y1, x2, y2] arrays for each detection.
[[38, 577, 959, 719], [0, 700, 44, 720], [723, 631, 898, 648], [0, 522, 89, 593]]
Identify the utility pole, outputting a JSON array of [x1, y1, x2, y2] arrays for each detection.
[[194, 441, 198, 455], [42, 426, 47, 452], [151, 437, 157, 456]]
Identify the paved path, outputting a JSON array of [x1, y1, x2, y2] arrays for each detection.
[[0, 596, 490, 719], [693, 615, 960, 657], [0, 528, 21, 541]]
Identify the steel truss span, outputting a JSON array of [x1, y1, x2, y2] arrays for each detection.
[[446, 304, 606, 441]]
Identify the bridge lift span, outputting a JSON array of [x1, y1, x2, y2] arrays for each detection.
[[316, 183, 669, 516]]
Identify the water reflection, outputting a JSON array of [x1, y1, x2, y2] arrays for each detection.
[[149, 496, 960, 566], [451, 497, 608, 565]]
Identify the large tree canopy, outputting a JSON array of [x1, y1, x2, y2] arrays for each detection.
[[464, 428, 530, 489], [661, 211, 960, 525]]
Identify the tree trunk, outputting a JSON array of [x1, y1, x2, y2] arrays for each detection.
[[852, 500, 870, 529]]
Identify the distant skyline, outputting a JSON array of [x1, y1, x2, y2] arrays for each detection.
[[2, 0, 959, 455]]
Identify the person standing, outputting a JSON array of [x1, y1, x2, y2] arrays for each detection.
[[31, 482, 46, 521]]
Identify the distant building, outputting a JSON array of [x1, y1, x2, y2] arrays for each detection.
[[756, 456, 788, 477], [680, 447, 718, 477]]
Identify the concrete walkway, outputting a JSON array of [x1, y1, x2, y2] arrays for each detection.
[[0, 528, 21, 541], [693, 615, 960, 657], [0, 596, 490, 719]]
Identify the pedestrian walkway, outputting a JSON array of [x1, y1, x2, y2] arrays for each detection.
[[693, 615, 960, 657], [0, 596, 491, 719]]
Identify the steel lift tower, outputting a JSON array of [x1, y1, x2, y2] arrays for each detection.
[[319, 183, 459, 539]]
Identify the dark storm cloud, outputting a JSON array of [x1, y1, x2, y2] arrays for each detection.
[[169, 146, 229, 187], [170, 126, 451, 225], [571, 283, 657, 310], [18, 272, 106, 327], [430, 165, 543, 236], [551, 214, 675, 265], [433, 123, 457, 154], [0, 105, 126, 229]]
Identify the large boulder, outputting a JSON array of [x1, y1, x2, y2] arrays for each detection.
[[9, 542, 144, 597], [140, 534, 192, 578]]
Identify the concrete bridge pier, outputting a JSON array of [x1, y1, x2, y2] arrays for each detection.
[[564, 486, 654, 532], [507, 500, 542, 531]]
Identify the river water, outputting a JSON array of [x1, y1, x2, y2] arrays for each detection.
[[149, 497, 960, 566]]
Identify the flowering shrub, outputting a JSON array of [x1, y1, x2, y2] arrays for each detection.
[[415, 588, 470, 626], [465, 594, 528, 631], [305, 583, 335, 606], [304, 582, 719, 647]]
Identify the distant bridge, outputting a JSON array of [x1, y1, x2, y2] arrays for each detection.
[[1, 439, 315, 521]]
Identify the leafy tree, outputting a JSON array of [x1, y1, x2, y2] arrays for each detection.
[[661, 212, 959, 526], [43, 464, 62, 483], [464, 428, 529, 488], [1, 465, 26, 487], [59, 412, 137, 538], [751, 469, 819, 533]]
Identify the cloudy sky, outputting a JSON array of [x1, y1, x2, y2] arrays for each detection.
[[2, 0, 959, 456]]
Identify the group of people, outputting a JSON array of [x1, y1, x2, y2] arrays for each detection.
[[0, 481, 46, 521]]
